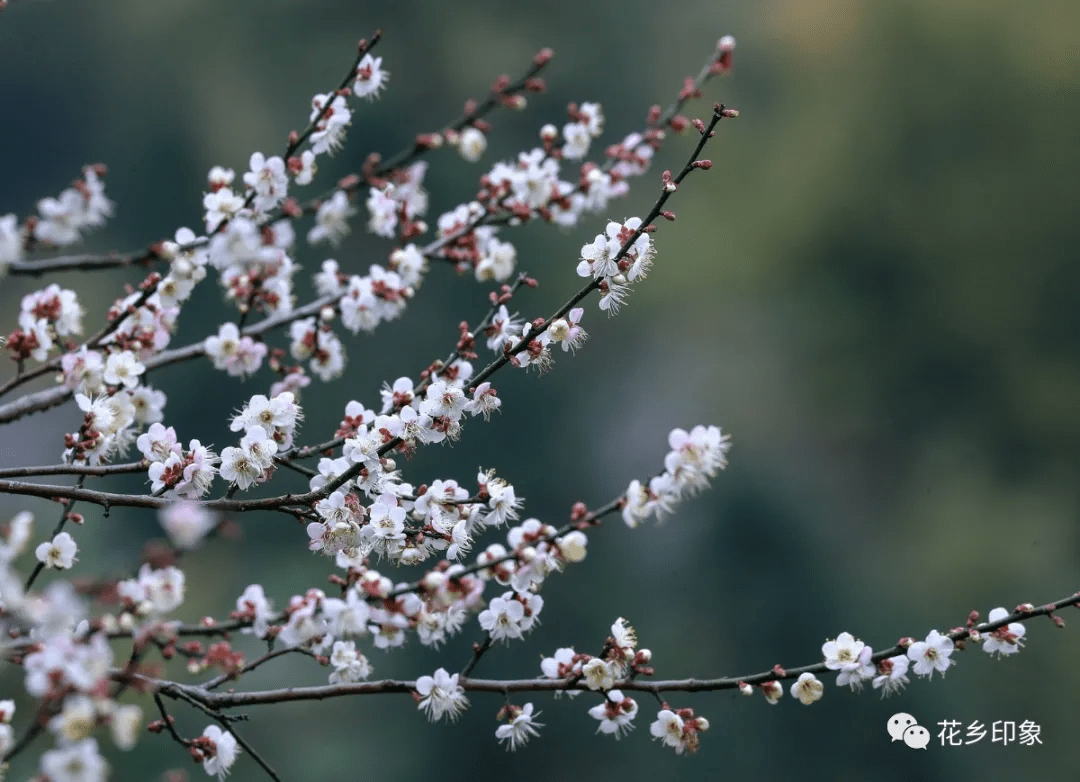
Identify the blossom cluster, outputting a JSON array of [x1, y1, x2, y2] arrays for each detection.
[[21, 23, 1038, 779], [621, 424, 732, 527], [0, 165, 113, 276], [532, 618, 710, 754], [756, 609, 1031, 709]]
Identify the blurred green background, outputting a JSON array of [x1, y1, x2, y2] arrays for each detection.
[[2, 0, 1079, 779]]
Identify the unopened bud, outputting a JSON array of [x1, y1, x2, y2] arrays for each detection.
[[739, 681, 753, 696], [539, 124, 558, 141]]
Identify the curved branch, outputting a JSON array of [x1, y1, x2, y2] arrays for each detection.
[[127, 590, 1078, 710]]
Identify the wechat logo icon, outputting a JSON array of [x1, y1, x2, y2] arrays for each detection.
[[888, 713, 929, 749]]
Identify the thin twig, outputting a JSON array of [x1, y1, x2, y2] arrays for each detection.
[[24, 474, 86, 591], [461, 635, 494, 677]]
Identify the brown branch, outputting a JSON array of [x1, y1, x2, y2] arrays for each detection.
[[202, 646, 317, 691], [128, 590, 1079, 710], [0, 460, 146, 479], [7, 249, 160, 277]]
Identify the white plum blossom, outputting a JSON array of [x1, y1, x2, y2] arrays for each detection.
[[577, 232, 619, 281], [464, 382, 501, 420], [761, 680, 784, 704], [597, 276, 629, 315], [562, 121, 591, 159], [328, 640, 372, 684], [458, 126, 487, 162], [200, 725, 239, 781], [34, 169, 112, 246], [40, 738, 109, 782], [588, 689, 638, 738], [103, 350, 145, 389], [36, 532, 78, 570], [872, 655, 911, 697], [322, 589, 371, 638], [109, 704, 143, 751], [836, 645, 875, 691], [475, 237, 517, 282], [790, 672, 824, 705], [309, 93, 351, 155], [540, 647, 583, 697], [649, 708, 707, 754], [61, 347, 105, 395], [0, 510, 34, 562], [219, 443, 266, 491], [578, 101, 605, 136], [478, 593, 526, 642], [205, 323, 267, 377], [0, 212, 22, 274], [366, 186, 398, 238], [117, 564, 186, 616], [20, 284, 84, 336], [236, 584, 274, 638], [159, 501, 217, 550], [353, 53, 388, 99], [48, 693, 96, 744], [308, 491, 363, 556], [416, 668, 468, 722], [495, 703, 543, 751], [650, 709, 685, 750], [582, 657, 616, 691], [278, 592, 328, 648], [982, 608, 1026, 657], [130, 385, 167, 424], [207, 166, 234, 188], [308, 190, 355, 245], [822, 632, 875, 689], [543, 307, 586, 352], [202, 186, 246, 233], [907, 629, 955, 678], [293, 149, 318, 185], [243, 152, 289, 214]]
